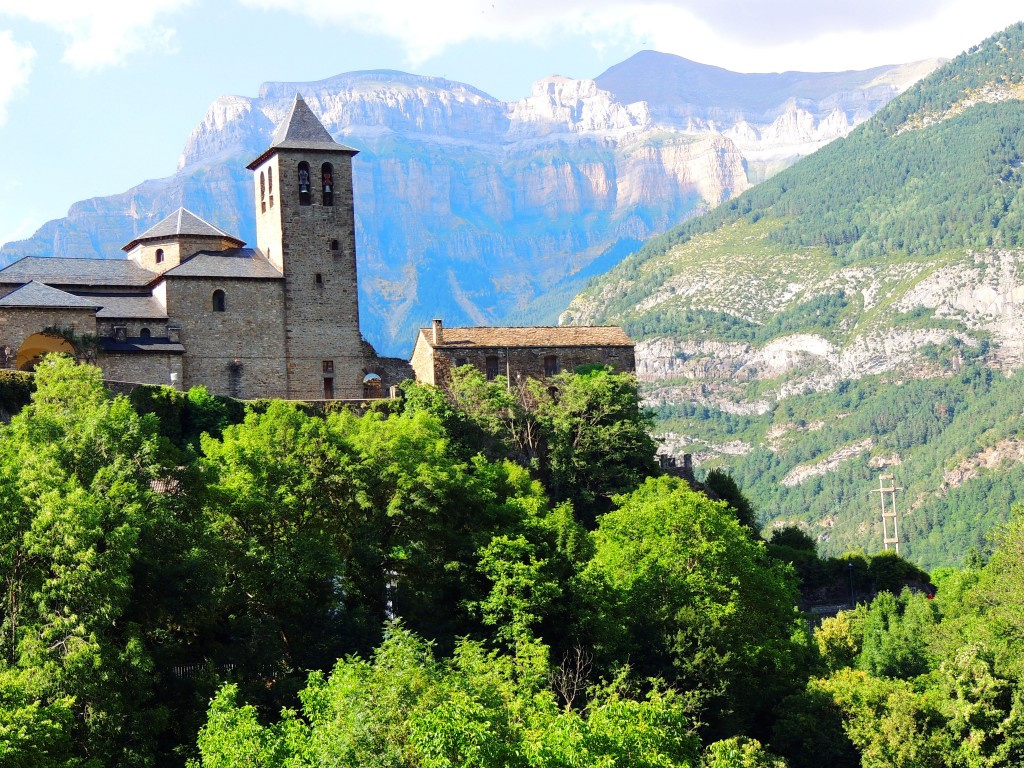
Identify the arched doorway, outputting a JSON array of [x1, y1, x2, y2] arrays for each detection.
[[362, 372, 382, 399], [16, 333, 75, 371]]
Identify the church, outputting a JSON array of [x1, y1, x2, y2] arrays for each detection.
[[0, 96, 634, 398], [0, 95, 411, 400]]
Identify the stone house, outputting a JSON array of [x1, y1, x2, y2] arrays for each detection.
[[409, 319, 635, 385], [0, 95, 410, 399]]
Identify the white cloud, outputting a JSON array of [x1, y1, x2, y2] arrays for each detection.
[[0, 0, 193, 70], [0, 30, 33, 126], [239, 0, 1022, 73]]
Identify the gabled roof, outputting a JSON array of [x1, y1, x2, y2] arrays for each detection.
[[94, 295, 168, 319], [247, 94, 358, 169], [0, 280, 100, 309], [162, 248, 283, 279], [0, 257, 155, 288], [122, 208, 244, 252], [418, 325, 635, 349]]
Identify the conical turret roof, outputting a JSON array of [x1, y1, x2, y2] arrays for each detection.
[[247, 94, 357, 169]]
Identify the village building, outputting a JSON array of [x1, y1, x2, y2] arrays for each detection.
[[0, 95, 410, 400], [409, 319, 635, 385], [0, 96, 634, 399]]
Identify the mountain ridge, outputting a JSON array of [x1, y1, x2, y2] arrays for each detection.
[[1, 54, 937, 355], [565, 22, 1024, 567]]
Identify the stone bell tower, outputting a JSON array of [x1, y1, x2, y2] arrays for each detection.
[[247, 94, 366, 399]]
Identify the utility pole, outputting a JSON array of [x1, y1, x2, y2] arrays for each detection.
[[873, 473, 902, 555]]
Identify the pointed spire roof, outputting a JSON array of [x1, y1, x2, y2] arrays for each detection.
[[122, 207, 244, 252], [247, 94, 358, 169]]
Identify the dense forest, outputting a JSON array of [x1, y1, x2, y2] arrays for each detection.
[[2, 355, 1024, 766], [562, 22, 1024, 565]]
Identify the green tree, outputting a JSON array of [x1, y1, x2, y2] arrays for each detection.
[[193, 624, 702, 768], [536, 366, 658, 521], [0, 356, 205, 767], [580, 476, 802, 737], [200, 401, 360, 694]]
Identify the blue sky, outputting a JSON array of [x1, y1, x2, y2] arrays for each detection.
[[0, 0, 1021, 251]]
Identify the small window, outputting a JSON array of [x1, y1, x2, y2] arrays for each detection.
[[455, 357, 468, 367], [322, 163, 334, 206], [140, 327, 151, 339], [113, 326, 127, 343], [544, 355, 559, 377], [322, 360, 334, 373], [229, 360, 243, 398], [212, 289, 226, 312], [155, 248, 164, 264], [298, 162, 311, 205], [315, 273, 323, 285], [330, 239, 339, 251], [485, 355, 500, 381], [260, 171, 266, 213], [268, 166, 274, 208]]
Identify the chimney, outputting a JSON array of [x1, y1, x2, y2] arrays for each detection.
[[432, 319, 443, 345]]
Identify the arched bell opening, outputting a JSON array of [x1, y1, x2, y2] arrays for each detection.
[[298, 161, 312, 206], [321, 162, 334, 206]]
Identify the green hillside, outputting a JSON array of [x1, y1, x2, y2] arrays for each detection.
[[567, 23, 1024, 568]]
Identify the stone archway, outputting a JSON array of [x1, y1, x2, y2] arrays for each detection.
[[362, 372, 382, 399], [16, 333, 75, 371]]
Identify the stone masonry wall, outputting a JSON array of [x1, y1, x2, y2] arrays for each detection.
[[433, 344, 636, 384], [96, 319, 170, 338], [0, 307, 97, 368], [162, 276, 288, 398], [255, 149, 373, 399], [98, 351, 183, 386], [409, 333, 437, 385], [128, 236, 243, 274]]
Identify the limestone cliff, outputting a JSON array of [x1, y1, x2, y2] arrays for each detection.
[[0, 54, 936, 355]]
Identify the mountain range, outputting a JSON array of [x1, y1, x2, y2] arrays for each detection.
[[566, 23, 1024, 567], [0, 52, 938, 355]]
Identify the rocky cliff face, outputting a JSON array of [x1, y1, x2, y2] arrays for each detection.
[[0, 54, 936, 355]]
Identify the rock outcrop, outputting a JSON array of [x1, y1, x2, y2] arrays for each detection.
[[0, 54, 937, 355]]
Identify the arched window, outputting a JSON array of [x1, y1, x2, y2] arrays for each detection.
[[260, 171, 266, 213], [155, 248, 164, 264], [321, 162, 334, 206], [140, 327, 151, 339], [268, 166, 274, 208], [298, 162, 311, 205], [212, 289, 226, 312]]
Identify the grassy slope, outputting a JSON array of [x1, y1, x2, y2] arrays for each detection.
[[570, 23, 1024, 567]]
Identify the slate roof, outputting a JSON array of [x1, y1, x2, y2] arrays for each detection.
[[0, 257, 156, 287], [162, 248, 283, 279], [94, 295, 168, 319], [98, 338, 185, 354], [122, 208, 244, 252], [0, 280, 100, 309], [419, 326, 634, 349], [247, 94, 358, 169]]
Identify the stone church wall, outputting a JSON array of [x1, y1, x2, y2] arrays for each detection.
[[162, 276, 288, 398]]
